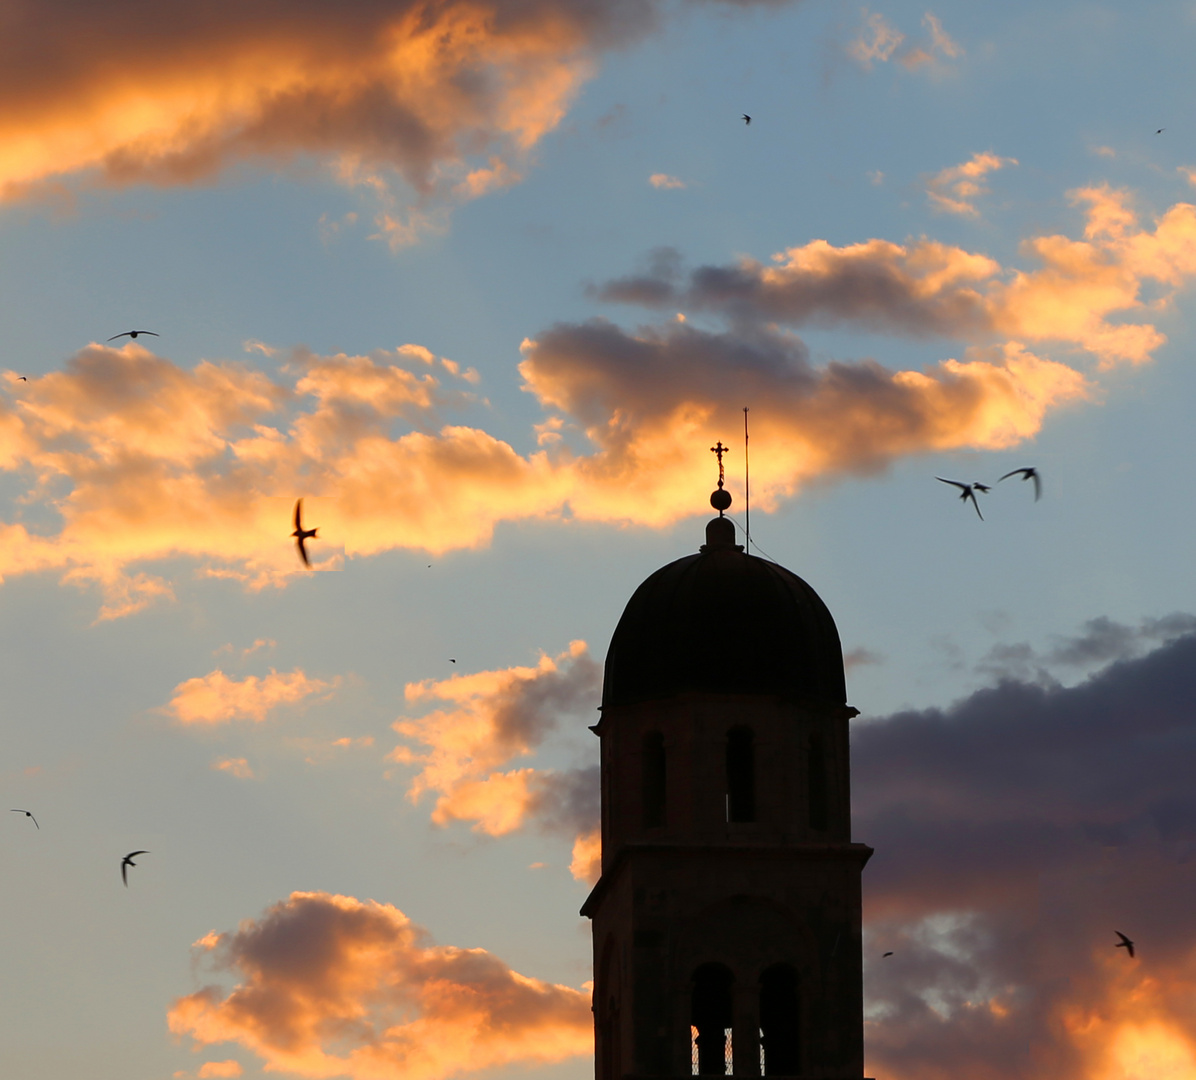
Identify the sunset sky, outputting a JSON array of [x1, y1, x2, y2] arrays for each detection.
[[2, 1, 1196, 1078]]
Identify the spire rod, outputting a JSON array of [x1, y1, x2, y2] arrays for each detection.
[[743, 408, 751, 554]]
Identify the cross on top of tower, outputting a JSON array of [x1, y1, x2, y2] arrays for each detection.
[[710, 441, 729, 489]]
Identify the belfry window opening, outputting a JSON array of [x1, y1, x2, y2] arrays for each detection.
[[642, 731, 667, 828], [726, 727, 755, 823], [759, 964, 800, 1075], [691, 964, 734, 1075]]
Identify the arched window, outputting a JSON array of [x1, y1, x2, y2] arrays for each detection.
[[759, 964, 800, 1075], [691, 963, 734, 1075], [642, 731, 667, 829], [726, 727, 755, 823], [808, 732, 828, 832]]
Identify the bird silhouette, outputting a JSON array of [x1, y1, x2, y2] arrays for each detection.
[[17, 376, 26, 381], [999, 466, 1041, 501], [10, 808, 38, 829], [292, 499, 318, 567], [1115, 931, 1135, 958], [449, 658, 457, 664], [936, 477, 987, 520], [742, 114, 751, 125], [1156, 128, 1165, 134], [121, 850, 149, 887], [882, 951, 894, 957], [107, 330, 159, 342]]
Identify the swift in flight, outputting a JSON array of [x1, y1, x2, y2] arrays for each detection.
[[936, 477, 987, 520], [10, 808, 38, 829], [107, 330, 159, 342], [999, 467, 1041, 500], [121, 850, 149, 887], [292, 499, 318, 567]]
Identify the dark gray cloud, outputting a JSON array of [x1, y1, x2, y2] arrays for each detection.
[[854, 630, 1196, 1080], [977, 613, 1196, 681]]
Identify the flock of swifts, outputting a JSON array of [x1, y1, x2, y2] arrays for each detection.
[[6, 330, 1136, 963]]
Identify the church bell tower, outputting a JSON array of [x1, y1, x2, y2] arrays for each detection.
[[582, 456, 872, 1080]]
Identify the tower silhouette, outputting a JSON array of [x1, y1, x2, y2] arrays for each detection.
[[583, 481, 871, 1080]]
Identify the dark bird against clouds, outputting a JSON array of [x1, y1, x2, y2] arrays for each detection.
[[292, 499, 318, 568], [742, 114, 751, 125], [1000, 466, 1041, 500], [882, 951, 894, 957], [1115, 931, 1136, 958], [121, 850, 149, 887], [10, 809, 38, 829], [936, 477, 986, 520], [107, 330, 159, 342]]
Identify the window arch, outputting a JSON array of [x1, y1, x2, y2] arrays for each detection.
[[759, 964, 800, 1076], [808, 732, 828, 832], [642, 731, 667, 829], [691, 963, 734, 1075], [726, 727, 755, 823]]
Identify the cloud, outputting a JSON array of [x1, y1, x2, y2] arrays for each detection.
[[854, 630, 1196, 1080], [7, 187, 1196, 610], [649, 173, 686, 190], [847, 10, 905, 69], [391, 642, 599, 836], [977, 612, 1196, 682], [597, 189, 1196, 366], [0, 0, 787, 243], [213, 757, 255, 779], [168, 891, 593, 1080], [198, 1063, 243, 1079], [522, 320, 1089, 520], [925, 151, 1017, 217], [166, 668, 338, 725], [847, 9, 961, 72], [844, 646, 883, 670]]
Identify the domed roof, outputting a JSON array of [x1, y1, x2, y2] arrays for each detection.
[[602, 516, 846, 709]]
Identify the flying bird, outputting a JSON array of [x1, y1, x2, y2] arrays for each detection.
[[742, 114, 751, 125], [449, 658, 457, 664], [121, 850, 149, 887], [999, 466, 1041, 501], [107, 330, 159, 342], [17, 376, 26, 381], [10, 808, 38, 829], [882, 951, 894, 957], [936, 477, 987, 520], [292, 499, 318, 567], [1156, 128, 1165, 134], [1115, 931, 1135, 958]]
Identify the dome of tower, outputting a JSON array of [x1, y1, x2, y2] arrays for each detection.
[[601, 513, 846, 709]]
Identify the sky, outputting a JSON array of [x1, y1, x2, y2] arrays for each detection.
[[1, 0, 1195, 1078]]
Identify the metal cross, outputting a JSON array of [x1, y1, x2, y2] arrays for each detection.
[[710, 441, 729, 489]]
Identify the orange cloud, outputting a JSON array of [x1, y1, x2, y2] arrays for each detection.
[[166, 668, 338, 725], [600, 190, 1196, 366], [926, 151, 1017, 217], [169, 891, 593, 1080], [569, 829, 602, 885], [197, 1062, 243, 1079], [649, 173, 687, 190], [391, 642, 599, 836], [212, 757, 254, 779], [0, 0, 667, 241], [10, 191, 1194, 610], [847, 8, 961, 72]]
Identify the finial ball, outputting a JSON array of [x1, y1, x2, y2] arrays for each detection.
[[710, 488, 732, 512]]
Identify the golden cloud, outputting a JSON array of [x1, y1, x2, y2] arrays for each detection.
[[0, 315, 1094, 613], [0, 0, 671, 240], [391, 642, 599, 835], [166, 668, 338, 725], [599, 190, 1196, 366], [169, 891, 593, 1080]]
